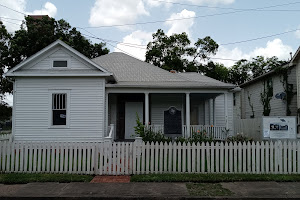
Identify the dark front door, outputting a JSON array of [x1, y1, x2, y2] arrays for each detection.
[[116, 94, 145, 140]]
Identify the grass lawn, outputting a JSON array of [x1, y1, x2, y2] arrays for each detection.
[[0, 173, 94, 184], [186, 183, 233, 196], [131, 173, 300, 183]]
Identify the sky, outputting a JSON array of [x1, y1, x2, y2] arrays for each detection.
[[1, 0, 300, 105]]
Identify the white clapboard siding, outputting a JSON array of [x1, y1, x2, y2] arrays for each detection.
[[0, 140, 299, 175], [14, 77, 105, 142]]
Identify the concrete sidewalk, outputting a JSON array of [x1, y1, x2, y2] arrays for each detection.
[[0, 181, 300, 199]]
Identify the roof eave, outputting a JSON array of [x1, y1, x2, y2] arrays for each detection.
[[5, 72, 113, 77], [105, 84, 235, 89]]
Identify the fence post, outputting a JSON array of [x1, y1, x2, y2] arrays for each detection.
[[133, 137, 143, 174]]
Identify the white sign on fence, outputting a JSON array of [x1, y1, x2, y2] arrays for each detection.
[[262, 117, 297, 139]]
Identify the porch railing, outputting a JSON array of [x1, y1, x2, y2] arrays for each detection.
[[184, 125, 227, 140], [147, 125, 227, 140], [146, 124, 164, 133], [0, 133, 12, 141]]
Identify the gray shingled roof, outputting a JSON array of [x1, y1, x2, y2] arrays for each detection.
[[92, 52, 236, 89]]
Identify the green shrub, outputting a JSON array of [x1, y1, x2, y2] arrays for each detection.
[[175, 130, 215, 144], [226, 133, 253, 143], [134, 114, 172, 143]]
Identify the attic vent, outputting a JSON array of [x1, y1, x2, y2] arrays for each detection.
[[53, 60, 67, 67]]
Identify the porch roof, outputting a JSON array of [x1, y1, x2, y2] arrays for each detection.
[[93, 52, 236, 89]]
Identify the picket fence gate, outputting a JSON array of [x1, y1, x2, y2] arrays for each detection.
[[0, 140, 300, 175]]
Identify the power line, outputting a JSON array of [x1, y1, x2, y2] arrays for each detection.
[[148, 0, 300, 11], [0, 3, 27, 15], [220, 28, 300, 45], [78, 29, 145, 59], [209, 57, 240, 61], [80, 26, 300, 49], [0, 16, 23, 21], [0, 19, 21, 26], [84, 1, 300, 28]]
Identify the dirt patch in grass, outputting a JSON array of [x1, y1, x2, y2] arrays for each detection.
[[186, 183, 234, 196]]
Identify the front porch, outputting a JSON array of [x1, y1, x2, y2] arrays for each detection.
[[105, 91, 232, 141]]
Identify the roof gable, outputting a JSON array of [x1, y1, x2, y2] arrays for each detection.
[[6, 40, 112, 77]]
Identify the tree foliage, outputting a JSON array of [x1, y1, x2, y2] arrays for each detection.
[[0, 16, 109, 95], [0, 101, 11, 121], [146, 29, 287, 86], [199, 61, 229, 83], [145, 29, 218, 72]]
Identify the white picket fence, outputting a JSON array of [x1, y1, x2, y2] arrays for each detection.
[[0, 140, 299, 175]]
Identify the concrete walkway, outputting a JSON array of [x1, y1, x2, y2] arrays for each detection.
[[0, 181, 300, 199]]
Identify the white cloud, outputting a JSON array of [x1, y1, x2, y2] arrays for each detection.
[[89, 0, 149, 29], [214, 39, 293, 67], [114, 9, 196, 60], [115, 30, 153, 61], [28, 2, 57, 17], [295, 26, 300, 39], [249, 39, 293, 60], [145, 0, 235, 7], [166, 9, 195, 36], [0, 0, 26, 32], [295, 30, 300, 39], [0, 1, 57, 33]]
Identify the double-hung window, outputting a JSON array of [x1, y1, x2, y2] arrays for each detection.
[[50, 90, 70, 127], [52, 93, 67, 125]]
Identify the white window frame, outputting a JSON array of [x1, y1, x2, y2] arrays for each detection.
[[51, 58, 70, 68], [48, 90, 70, 128]]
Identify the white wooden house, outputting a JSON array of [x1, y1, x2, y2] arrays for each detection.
[[5, 40, 236, 142]]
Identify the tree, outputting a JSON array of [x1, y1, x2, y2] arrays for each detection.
[[0, 22, 11, 95], [199, 61, 229, 83], [145, 29, 218, 72], [228, 59, 252, 85], [0, 101, 11, 121], [0, 16, 109, 95], [250, 56, 288, 78], [227, 56, 288, 85]]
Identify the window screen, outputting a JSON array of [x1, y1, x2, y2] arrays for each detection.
[[52, 93, 67, 125], [53, 60, 67, 67]]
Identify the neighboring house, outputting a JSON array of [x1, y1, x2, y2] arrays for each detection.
[[232, 61, 298, 140], [6, 40, 236, 142], [290, 47, 300, 133], [235, 64, 297, 120]]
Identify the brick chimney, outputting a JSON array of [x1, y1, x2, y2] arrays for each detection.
[[28, 15, 50, 20]]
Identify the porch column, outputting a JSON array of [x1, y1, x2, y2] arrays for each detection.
[[145, 92, 149, 126], [209, 99, 214, 125], [186, 93, 191, 137], [224, 93, 229, 129]]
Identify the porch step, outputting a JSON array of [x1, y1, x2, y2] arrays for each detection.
[[90, 175, 131, 183]]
